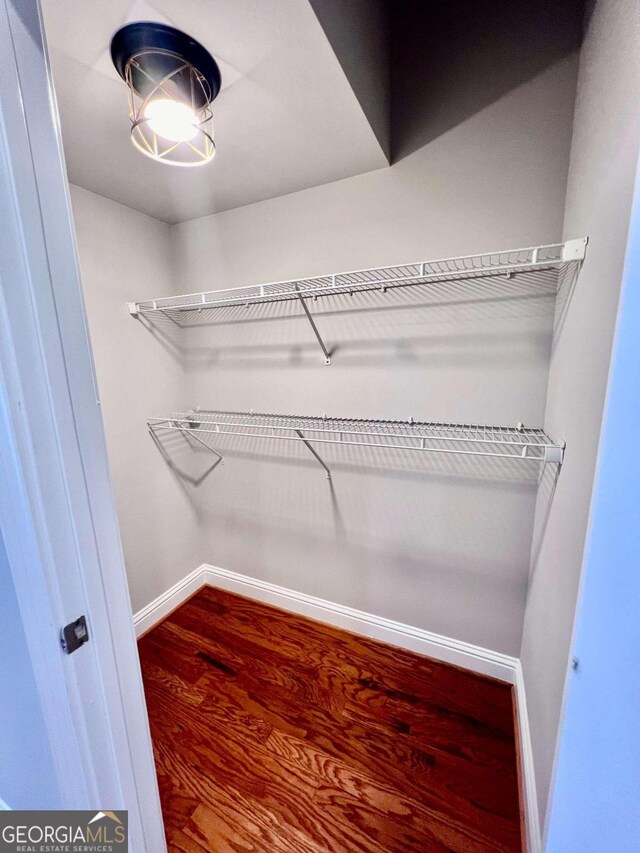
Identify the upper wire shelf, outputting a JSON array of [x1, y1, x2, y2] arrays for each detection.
[[127, 238, 587, 364], [149, 409, 565, 479], [128, 238, 587, 316]]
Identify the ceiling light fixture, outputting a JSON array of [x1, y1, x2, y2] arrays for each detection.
[[110, 22, 222, 167]]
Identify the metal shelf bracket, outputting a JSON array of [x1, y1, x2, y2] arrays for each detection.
[[294, 284, 331, 365], [174, 420, 224, 470], [543, 443, 565, 464], [562, 237, 588, 262], [294, 429, 331, 479]]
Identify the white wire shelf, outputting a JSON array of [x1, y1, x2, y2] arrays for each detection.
[[128, 238, 587, 316], [149, 409, 565, 479], [127, 238, 587, 364]]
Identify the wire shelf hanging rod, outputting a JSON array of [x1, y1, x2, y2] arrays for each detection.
[[149, 416, 555, 449], [132, 258, 554, 313], [148, 412, 565, 464], [149, 422, 561, 463]]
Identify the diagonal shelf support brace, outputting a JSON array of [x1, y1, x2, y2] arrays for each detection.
[[148, 421, 224, 485], [295, 284, 331, 365], [175, 422, 224, 471], [295, 429, 331, 479]]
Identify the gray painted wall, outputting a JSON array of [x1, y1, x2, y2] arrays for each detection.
[[70, 186, 201, 613], [520, 0, 640, 827], [168, 51, 578, 655]]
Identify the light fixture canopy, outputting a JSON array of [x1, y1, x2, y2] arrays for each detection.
[[110, 22, 221, 167]]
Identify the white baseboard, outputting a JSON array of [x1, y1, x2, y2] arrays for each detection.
[[134, 562, 519, 681], [133, 563, 538, 849], [201, 563, 519, 684], [133, 566, 205, 637], [514, 661, 541, 853]]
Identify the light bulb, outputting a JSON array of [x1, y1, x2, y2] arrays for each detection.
[[144, 99, 198, 142]]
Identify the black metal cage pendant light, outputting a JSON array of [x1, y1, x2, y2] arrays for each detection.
[[111, 22, 222, 167]]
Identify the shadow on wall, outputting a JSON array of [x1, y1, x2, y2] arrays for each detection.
[[189, 462, 532, 651], [553, 260, 582, 348], [529, 460, 561, 572], [390, 0, 585, 162]]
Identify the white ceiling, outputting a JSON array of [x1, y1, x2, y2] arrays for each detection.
[[40, 0, 389, 224]]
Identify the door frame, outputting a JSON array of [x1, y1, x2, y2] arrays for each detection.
[[0, 1, 165, 848]]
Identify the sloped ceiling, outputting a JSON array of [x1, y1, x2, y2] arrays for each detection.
[[308, 0, 390, 160], [41, 0, 390, 223]]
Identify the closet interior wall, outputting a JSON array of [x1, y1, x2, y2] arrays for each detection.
[[520, 0, 640, 827], [169, 7, 580, 656], [70, 186, 201, 612]]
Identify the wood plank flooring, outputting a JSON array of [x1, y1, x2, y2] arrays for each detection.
[[138, 587, 523, 852]]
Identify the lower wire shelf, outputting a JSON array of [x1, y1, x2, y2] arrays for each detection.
[[148, 410, 565, 479]]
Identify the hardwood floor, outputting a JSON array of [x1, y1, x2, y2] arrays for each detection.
[[138, 587, 523, 852]]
